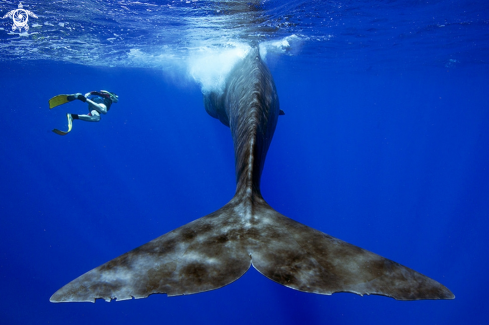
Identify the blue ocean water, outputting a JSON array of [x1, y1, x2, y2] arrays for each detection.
[[1, 0, 488, 324]]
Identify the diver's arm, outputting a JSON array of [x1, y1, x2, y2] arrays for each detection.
[[82, 92, 108, 114], [69, 93, 106, 113], [86, 98, 108, 114]]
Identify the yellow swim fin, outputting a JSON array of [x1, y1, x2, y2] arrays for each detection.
[[52, 114, 73, 136], [49, 94, 75, 109]]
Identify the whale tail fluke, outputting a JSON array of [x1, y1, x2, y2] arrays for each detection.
[[50, 203, 252, 303], [50, 197, 454, 303], [249, 203, 454, 300]]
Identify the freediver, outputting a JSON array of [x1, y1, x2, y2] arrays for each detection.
[[49, 90, 119, 135]]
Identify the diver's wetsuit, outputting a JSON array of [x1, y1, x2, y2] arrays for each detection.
[[51, 90, 118, 136], [73, 93, 113, 122]]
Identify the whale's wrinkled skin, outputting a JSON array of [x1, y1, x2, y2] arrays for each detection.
[[50, 47, 454, 303]]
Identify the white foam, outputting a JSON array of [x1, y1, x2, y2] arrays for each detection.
[[123, 38, 304, 94], [187, 43, 251, 94], [259, 34, 305, 61]]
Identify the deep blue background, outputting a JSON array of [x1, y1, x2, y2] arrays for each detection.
[[0, 53, 488, 324]]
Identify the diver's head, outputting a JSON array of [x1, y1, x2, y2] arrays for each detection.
[[100, 90, 119, 103]]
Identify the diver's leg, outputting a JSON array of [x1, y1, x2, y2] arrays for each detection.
[[72, 110, 101, 122], [67, 93, 86, 103]]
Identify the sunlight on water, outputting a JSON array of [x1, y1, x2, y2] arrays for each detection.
[[0, 0, 485, 69]]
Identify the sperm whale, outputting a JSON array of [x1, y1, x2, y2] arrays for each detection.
[[50, 47, 454, 303]]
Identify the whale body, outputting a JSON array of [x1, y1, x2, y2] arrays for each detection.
[[50, 47, 454, 302]]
